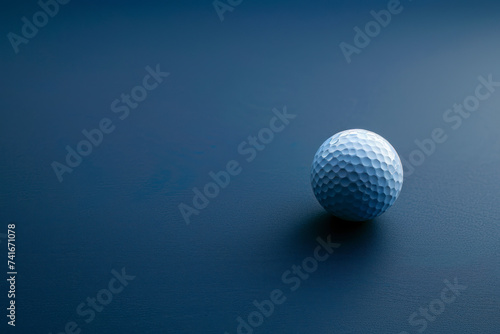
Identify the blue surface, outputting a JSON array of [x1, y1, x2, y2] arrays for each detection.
[[1, 1, 499, 333]]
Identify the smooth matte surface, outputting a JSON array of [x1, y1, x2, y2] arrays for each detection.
[[1, 1, 499, 333]]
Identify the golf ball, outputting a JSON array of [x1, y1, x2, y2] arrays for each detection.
[[310, 129, 403, 221]]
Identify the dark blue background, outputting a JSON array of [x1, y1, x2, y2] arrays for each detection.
[[1, 0, 499, 333]]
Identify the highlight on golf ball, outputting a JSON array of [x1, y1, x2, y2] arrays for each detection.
[[310, 129, 403, 221]]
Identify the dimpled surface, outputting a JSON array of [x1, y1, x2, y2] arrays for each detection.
[[311, 129, 403, 221]]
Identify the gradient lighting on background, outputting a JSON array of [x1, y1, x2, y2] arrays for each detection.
[[1, 0, 499, 333]]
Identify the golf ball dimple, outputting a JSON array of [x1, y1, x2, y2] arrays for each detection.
[[310, 129, 403, 221]]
